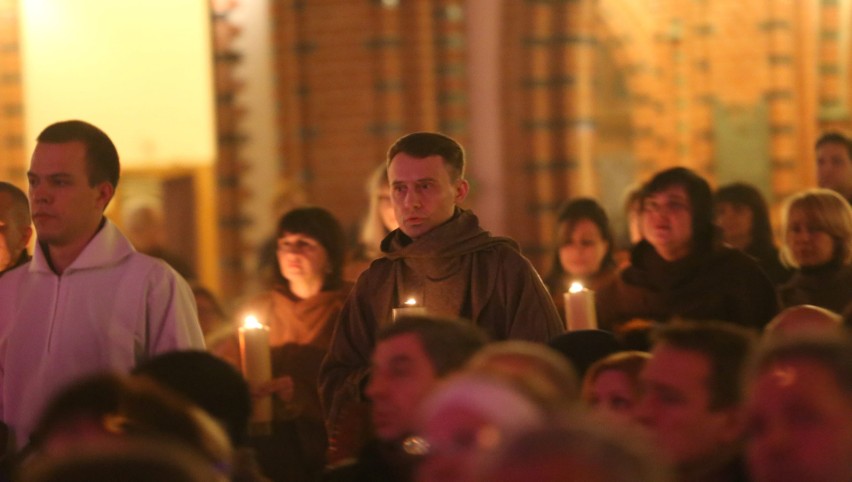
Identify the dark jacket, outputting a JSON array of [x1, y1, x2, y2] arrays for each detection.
[[596, 241, 778, 331], [778, 263, 852, 313], [319, 209, 563, 450]]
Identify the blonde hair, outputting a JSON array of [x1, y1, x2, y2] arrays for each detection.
[[780, 188, 852, 267], [357, 163, 392, 260]]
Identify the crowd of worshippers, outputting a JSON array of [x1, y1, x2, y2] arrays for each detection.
[[0, 121, 851, 482]]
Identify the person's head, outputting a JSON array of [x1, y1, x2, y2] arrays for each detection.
[[415, 373, 547, 482], [274, 206, 346, 292], [745, 334, 852, 482], [28, 120, 119, 248], [124, 205, 165, 253], [0, 181, 32, 272], [18, 439, 228, 482], [582, 351, 651, 425], [29, 373, 232, 474], [815, 131, 852, 200], [640, 167, 715, 260], [475, 417, 672, 482], [465, 341, 579, 413], [358, 163, 398, 258], [132, 350, 253, 447], [780, 188, 852, 268], [635, 321, 755, 473], [714, 183, 775, 252], [365, 315, 487, 441], [764, 305, 842, 338], [550, 198, 615, 280], [189, 284, 228, 337], [386, 132, 469, 239]]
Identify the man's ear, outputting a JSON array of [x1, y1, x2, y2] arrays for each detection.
[[95, 181, 115, 210], [19, 225, 33, 249], [454, 179, 469, 204]]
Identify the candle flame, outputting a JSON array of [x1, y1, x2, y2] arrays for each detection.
[[404, 297, 418, 306], [569, 282, 584, 294], [243, 315, 263, 329]]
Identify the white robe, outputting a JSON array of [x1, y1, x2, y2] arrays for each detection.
[[0, 219, 204, 444]]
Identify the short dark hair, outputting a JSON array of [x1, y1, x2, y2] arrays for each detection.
[[0, 181, 31, 228], [815, 131, 852, 160], [275, 206, 347, 290], [652, 320, 756, 410], [36, 120, 120, 188], [714, 182, 775, 251], [548, 197, 616, 280], [643, 167, 716, 251], [387, 132, 465, 180], [752, 334, 852, 396], [376, 315, 488, 376], [132, 350, 253, 446]]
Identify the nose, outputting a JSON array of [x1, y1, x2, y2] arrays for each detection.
[[403, 189, 421, 209], [632, 394, 655, 426], [365, 373, 385, 401], [29, 183, 49, 205]]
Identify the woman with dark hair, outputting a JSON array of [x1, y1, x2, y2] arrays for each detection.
[[714, 182, 791, 285], [236, 206, 352, 480], [544, 198, 618, 321], [596, 167, 778, 334], [777, 189, 852, 312]]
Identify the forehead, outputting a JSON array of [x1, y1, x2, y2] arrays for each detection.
[[373, 332, 429, 364], [30, 141, 89, 174], [388, 153, 452, 182], [817, 141, 851, 158], [559, 218, 602, 237], [646, 184, 689, 202], [644, 344, 710, 392]]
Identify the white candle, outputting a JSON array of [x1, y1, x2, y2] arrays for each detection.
[[239, 315, 273, 425], [563, 282, 597, 331], [392, 297, 428, 322]]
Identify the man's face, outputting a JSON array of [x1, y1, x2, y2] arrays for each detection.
[[0, 192, 31, 272], [28, 141, 112, 248], [746, 358, 852, 482], [816, 141, 852, 199], [365, 333, 439, 441], [635, 344, 742, 469], [388, 153, 468, 239], [641, 185, 693, 260]]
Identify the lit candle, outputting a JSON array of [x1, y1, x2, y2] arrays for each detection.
[[563, 282, 597, 331], [239, 315, 273, 427], [392, 297, 428, 322]]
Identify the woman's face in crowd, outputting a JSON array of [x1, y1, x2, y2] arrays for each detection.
[[785, 208, 836, 267], [642, 185, 694, 260], [715, 201, 754, 247], [277, 232, 330, 284], [378, 184, 399, 232], [586, 369, 640, 424], [558, 219, 609, 278]]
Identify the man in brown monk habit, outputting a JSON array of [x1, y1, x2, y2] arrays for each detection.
[[319, 132, 563, 461]]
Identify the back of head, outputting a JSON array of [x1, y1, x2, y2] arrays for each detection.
[[132, 350, 252, 446], [780, 188, 852, 267], [714, 182, 774, 249], [18, 439, 227, 482], [467, 340, 579, 411], [643, 167, 716, 249], [387, 132, 465, 180], [652, 321, 756, 409], [765, 305, 842, 338], [751, 332, 852, 396], [377, 315, 487, 376], [30, 373, 232, 473], [276, 206, 347, 289], [476, 417, 671, 482], [36, 120, 120, 188]]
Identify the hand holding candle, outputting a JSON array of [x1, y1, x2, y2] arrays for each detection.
[[392, 297, 428, 322], [563, 282, 597, 331], [239, 315, 273, 427]]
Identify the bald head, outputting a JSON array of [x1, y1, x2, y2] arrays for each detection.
[[765, 305, 842, 337], [0, 182, 33, 272]]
